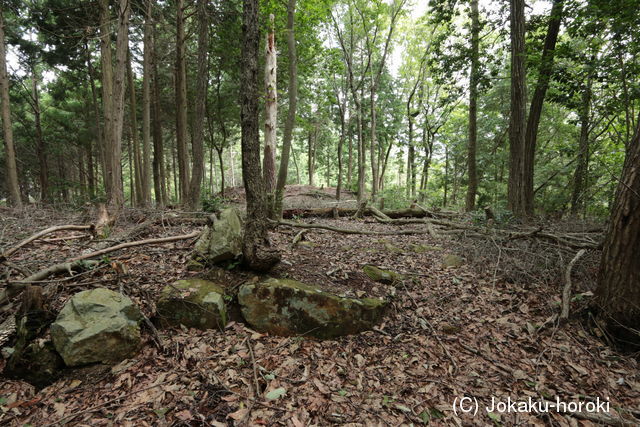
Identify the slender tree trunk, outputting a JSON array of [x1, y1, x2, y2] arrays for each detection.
[[369, 82, 379, 200], [465, 0, 479, 211], [336, 102, 345, 200], [273, 0, 298, 218], [523, 0, 563, 216], [99, 0, 114, 200], [594, 115, 640, 348], [443, 145, 449, 207], [263, 14, 277, 211], [127, 52, 143, 206], [32, 69, 49, 203], [85, 43, 105, 188], [307, 130, 315, 186], [217, 147, 225, 197], [347, 116, 353, 188], [186, 0, 209, 209], [571, 77, 592, 215], [141, 0, 153, 206], [241, 0, 280, 271], [175, 0, 190, 204], [151, 17, 166, 206], [0, 9, 21, 208], [507, 0, 527, 217]]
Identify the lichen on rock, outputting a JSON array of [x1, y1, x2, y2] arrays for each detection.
[[362, 265, 403, 284], [50, 288, 142, 367], [156, 278, 227, 330], [193, 208, 243, 265], [238, 278, 387, 339]]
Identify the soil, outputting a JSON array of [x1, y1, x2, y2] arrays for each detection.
[[0, 188, 638, 426]]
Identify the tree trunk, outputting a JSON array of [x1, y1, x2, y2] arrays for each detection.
[[32, 68, 49, 203], [370, 82, 379, 200], [175, 0, 190, 204], [523, 0, 564, 216], [336, 100, 345, 200], [141, 0, 153, 207], [594, 116, 640, 348], [127, 52, 143, 206], [217, 147, 225, 197], [465, 0, 479, 212], [507, 0, 527, 217], [151, 14, 167, 207], [0, 9, 21, 208], [571, 77, 592, 215], [307, 130, 315, 186], [273, 0, 298, 219], [241, 0, 280, 272], [263, 13, 277, 211], [347, 116, 353, 189], [85, 42, 104, 190], [186, 0, 209, 209]]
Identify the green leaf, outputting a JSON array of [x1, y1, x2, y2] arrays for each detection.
[[488, 412, 501, 425], [337, 390, 347, 397], [265, 387, 286, 400]]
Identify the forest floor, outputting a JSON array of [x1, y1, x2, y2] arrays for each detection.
[[0, 187, 638, 426]]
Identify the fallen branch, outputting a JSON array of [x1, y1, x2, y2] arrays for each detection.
[[561, 249, 587, 319], [277, 220, 433, 236], [1, 231, 200, 306], [0, 224, 94, 263], [68, 230, 200, 263]]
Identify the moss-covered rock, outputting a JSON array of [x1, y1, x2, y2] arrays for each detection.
[[51, 288, 142, 367], [238, 278, 387, 339], [411, 244, 443, 253], [442, 254, 465, 268], [362, 265, 403, 284], [193, 208, 243, 265], [156, 279, 227, 330]]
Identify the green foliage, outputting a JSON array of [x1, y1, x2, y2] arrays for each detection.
[[201, 194, 228, 213]]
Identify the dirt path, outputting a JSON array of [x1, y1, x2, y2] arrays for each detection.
[[0, 203, 638, 425]]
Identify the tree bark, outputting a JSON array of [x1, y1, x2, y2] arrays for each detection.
[[263, 13, 277, 211], [186, 0, 209, 209], [240, 0, 280, 272], [175, 0, 190, 204], [0, 8, 21, 208], [595, 116, 640, 348], [507, 0, 527, 217], [523, 0, 564, 216], [465, 0, 479, 212]]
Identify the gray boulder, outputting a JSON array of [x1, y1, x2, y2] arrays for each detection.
[[156, 278, 227, 330], [51, 288, 142, 367], [193, 208, 243, 265], [238, 278, 387, 339]]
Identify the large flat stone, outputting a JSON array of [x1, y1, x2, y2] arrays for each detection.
[[238, 278, 387, 339]]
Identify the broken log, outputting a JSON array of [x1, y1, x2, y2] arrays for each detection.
[[281, 207, 449, 220]]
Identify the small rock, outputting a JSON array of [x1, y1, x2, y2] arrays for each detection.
[[440, 322, 461, 335], [362, 265, 403, 284], [51, 288, 142, 367], [442, 254, 465, 268], [238, 278, 387, 339], [156, 279, 227, 330]]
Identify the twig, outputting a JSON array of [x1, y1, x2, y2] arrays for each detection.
[[561, 249, 587, 319], [277, 220, 433, 236], [246, 336, 261, 398]]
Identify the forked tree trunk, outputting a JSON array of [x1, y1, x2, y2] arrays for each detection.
[[523, 0, 563, 216], [595, 117, 640, 348], [127, 53, 143, 206], [240, 0, 280, 272]]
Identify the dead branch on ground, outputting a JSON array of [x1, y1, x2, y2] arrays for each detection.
[[561, 249, 587, 319], [0, 224, 95, 263]]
